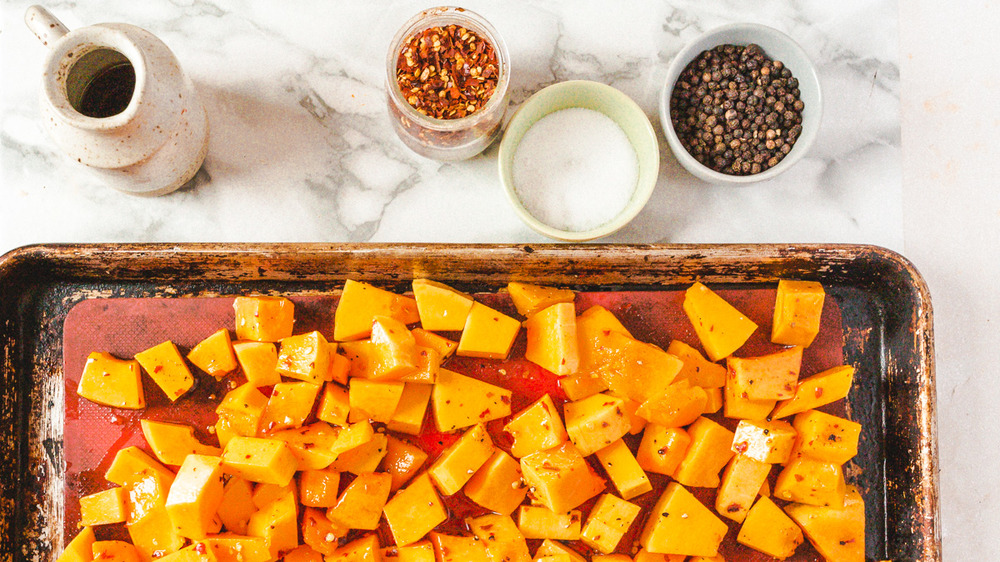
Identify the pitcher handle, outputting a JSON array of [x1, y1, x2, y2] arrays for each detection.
[[25, 5, 69, 48]]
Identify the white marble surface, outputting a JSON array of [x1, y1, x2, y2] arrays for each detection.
[[0, 0, 995, 559]]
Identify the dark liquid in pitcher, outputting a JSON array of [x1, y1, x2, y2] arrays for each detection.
[[79, 63, 136, 118]]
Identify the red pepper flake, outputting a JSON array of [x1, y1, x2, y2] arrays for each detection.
[[815, 387, 824, 398], [734, 441, 749, 454]]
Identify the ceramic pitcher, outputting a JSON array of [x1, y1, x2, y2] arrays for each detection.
[[25, 5, 208, 196]]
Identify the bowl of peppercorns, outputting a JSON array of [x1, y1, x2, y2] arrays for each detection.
[[660, 23, 821, 184]]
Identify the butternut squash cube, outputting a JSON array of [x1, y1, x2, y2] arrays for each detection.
[[383, 435, 429, 491], [251, 481, 296, 510], [140, 419, 221, 466], [520, 442, 606, 514], [727, 347, 803, 401], [401, 345, 441, 384], [591, 556, 631, 562], [595, 439, 652, 500], [268, 422, 341, 470], [633, 549, 687, 561], [790, 410, 862, 464], [233, 341, 280, 387], [135, 341, 195, 401], [702, 387, 723, 414], [524, 302, 579, 376], [301, 506, 347, 556], [731, 419, 797, 463], [328, 534, 382, 562], [784, 485, 865, 562], [275, 331, 331, 385], [614, 394, 647, 435], [639, 482, 727, 557], [57, 527, 96, 562], [165, 454, 226, 539], [635, 380, 708, 428], [507, 282, 575, 318], [428, 423, 495, 495], [386, 382, 433, 435], [327, 432, 387, 474], [105, 445, 175, 490], [667, 340, 727, 389], [334, 279, 419, 342], [672, 417, 735, 488], [504, 394, 569, 458], [325, 350, 351, 385], [383, 472, 448, 547], [92, 541, 141, 562], [682, 282, 757, 362], [284, 545, 325, 562], [516, 505, 581, 540], [558, 372, 610, 401], [771, 365, 855, 419], [217, 476, 254, 534], [202, 535, 272, 562], [107, 448, 181, 557], [715, 454, 772, 523], [156, 544, 220, 562], [222, 436, 296, 486], [467, 514, 531, 562], [349, 378, 406, 423], [126, 503, 186, 560], [79, 487, 127, 526], [774, 457, 846, 507], [580, 494, 641, 554], [77, 352, 145, 409], [247, 492, 298, 557], [300, 468, 341, 507], [575, 305, 632, 374], [722, 369, 776, 421], [685, 556, 725, 562], [594, 332, 684, 404], [381, 542, 435, 562], [259, 381, 321, 433], [188, 329, 238, 378], [464, 449, 526, 515], [412, 279, 475, 331], [411, 328, 457, 358], [369, 315, 421, 380], [216, 382, 269, 437], [534, 539, 586, 562], [736, 496, 803, 560], [326, 419, 375, 458], [564, 393, 630, 456], [457, 301, 521, 359], [429, 532, 490, 562], [317, 382, 350, 427], [431, 368, 512, 432], [234, 296, 295, 342], [326, 472, 392, 530], [771, 280, 825, 347], [636, 424, 690, 476]]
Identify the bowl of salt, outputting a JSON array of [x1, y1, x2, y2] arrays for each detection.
[[498, 80, 660, 241]]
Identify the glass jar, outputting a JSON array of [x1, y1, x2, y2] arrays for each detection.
[[386, 6, 510, 161]]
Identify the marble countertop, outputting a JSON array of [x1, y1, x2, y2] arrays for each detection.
[[1, 0, 997, 559]]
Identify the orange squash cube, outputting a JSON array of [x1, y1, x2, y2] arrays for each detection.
[[383, 435, 429, 491], [640, 482, 727, 557], [234, 296, 295, 342], [429, 532, 490, 562], [334, 279, 419, 342], [774, 457, 846, 508], [126, 503, 185, 560], [134, 341, 195, 401], [575, 305, 632, 374], [633, 549, 686, 562], [467, 514, 530, 562], [202, 535, 271, 562], [563, 392, 630, 456], [457, 301, 521, 359], [731, 419, 797, 463], [736, 496, 804, 559], [464, 449, 526, 515], [326, 432, 387, 474], [715, 454, 772, 523], [216, 382, 269, 437], [635, 379, 708, 428], [558, 372, 610, 401], [431, 368, 512, 432], [299, 468, 341, 507], [784, 485, 865, 562], [57, 527, 96, 562], [187, 328, 238, 378], [383, 472, 448, 546], [79, 487, 127, 526], [723, 368, 776, 421], [727, 347, 803, 401], [165, 454, 226, 539], [771, 365, 855, 419], [247, 492, 298, 557], [594, 332, 684, 404], [326, 472, 392, 530], [411, 328, 457, 358], [276, 331, 331, 385], [317, 382, 350, 427], [105, 445, 175, 489], [672, 417, 735, 488], [268, 422, 341, 470], [412, 279, 475, 331], [217, 476, 254, 534], [259, 381, 321, 433], [221, 436, 297, 486], [580, 494, 641, 554], [328, 534, 382, 562], [301, 507, 347, 556], [386, 382, 433, 435], [92, 541, 141, 562], [325, 350, 351, 385], [140, 419, 221, 466], [77, 352, 145, 409], [667, 340, 727, 389], [284, 545, 325, 562], [636, 424, 690, 476], [520, 442, 606, 514], [516, 505, 581, 541], [534, 540, 586, 562], [790, 410, 862, 464], [524, 302, 579, 376], [381, 541, 435, 562], [683, 282, 757, 362], [771, 280, 825, 347], [428, 423, 495, 495], [372, 315, 423, 379], [595, 439, 652, 500], [348, 378, 406, 423], [503, 394, 568, 458], [507, 282, 575, 318]]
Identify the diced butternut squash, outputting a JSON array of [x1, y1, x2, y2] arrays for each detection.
[[77, 352, 145, 409], [105, 445, 175, 489], [141, 419, 221, 466], [233, 341, 280, 387], [327, 472, 392, 530], [517, 505, 582, 540], [411, 328, 457, 358], [247, 492, 298, 557], [328, 534, 382, 562], [369, 316, 420, 380], [771, 280, 825, 347], [259, 381, 321, 433], [575, 305, 632, 374], [429, 532, 490, 562], [534, 539, 586, 562], [715, 454, 772, 523], [383, 435, 429, 492], [268, 422, 341, 470], [736, 496, 803, 560], [234, 296, 295, 342], [593, 332, 683, 404], [412, 279, 475, 331], [383, 473, 447, 547], [580, 494, 641, 554], [563, 393, 630, 456], [507, 282, 575, 318], [784, 485, 865, 562], [326, 432, 387, 474], [722, 368, 775, 421], [79, 487, 127, 526], [633, 550, 686, 562], [790, 409, 862, 464], [401, 345, 441, 384], [702, 387, 723, 414], [387, 383, 433, 435], [324, 419, 374, 458], [349, 378, 405, 423], [317, 382, 350, 427], [187, 329, 238, 378], [92, 541, 141, 562], [636, 425, 690, 476], [301, 506, 347, 556], [614, 394, 647, 435], [525, 302, 579, 376], [640, 482, 727, 557], [325, 350, 351, 385], [142, 543, 220, 562], [467, 514, 531, 562], [770, 365, 855, 419], [635, 380, 708, 428], [381, 541, 435, 562], [667, 340, 727, 389], [731, 419, 797, 464], [457, 302, 521, 359], [684, 556, 724, 562], [774, 457, 846, 508], [431, 368, 512, 432], [672, 417, 735, 488], [215, 382, 269, 437], [202, 535, 271, 562], [299, 468, 341, 507], [591, 555, 632, 562], [284, 545, 325, 562], [520, 442, 606, 514], [682, 282, 757, 362], [727, 347, 803, 401], [558, 372, 610, 401], [595, 439, 652, 500], [275, 331, 331, 384], [222, 436, 297, 486], [464, 449, 527, 515], [134, 341, 195, 401], [251, 481, 296, 510], [57, 527, 96, 562], [127, 504, 185, 560], [428, 423, 495, 495], [165, 454, 225, 539], [217, 476, 254, 534], [504, 394, 569, 458], [334, 279, 419, 342]]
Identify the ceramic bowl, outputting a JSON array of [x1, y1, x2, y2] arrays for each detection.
[[659, 23, 822, 185], [498, 80, 659, 241]]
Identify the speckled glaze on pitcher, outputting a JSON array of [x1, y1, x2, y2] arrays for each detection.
[[25, 5, 208, 196]]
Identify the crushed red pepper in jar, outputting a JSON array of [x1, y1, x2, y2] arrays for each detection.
[[395, 24, 499, 119]]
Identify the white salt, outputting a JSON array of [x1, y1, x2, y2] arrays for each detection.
[[512, 107, 638, 232]]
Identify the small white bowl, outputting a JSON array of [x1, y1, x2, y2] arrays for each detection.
[[498, 80, 659, 241], [659, 23, 822, 185]]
